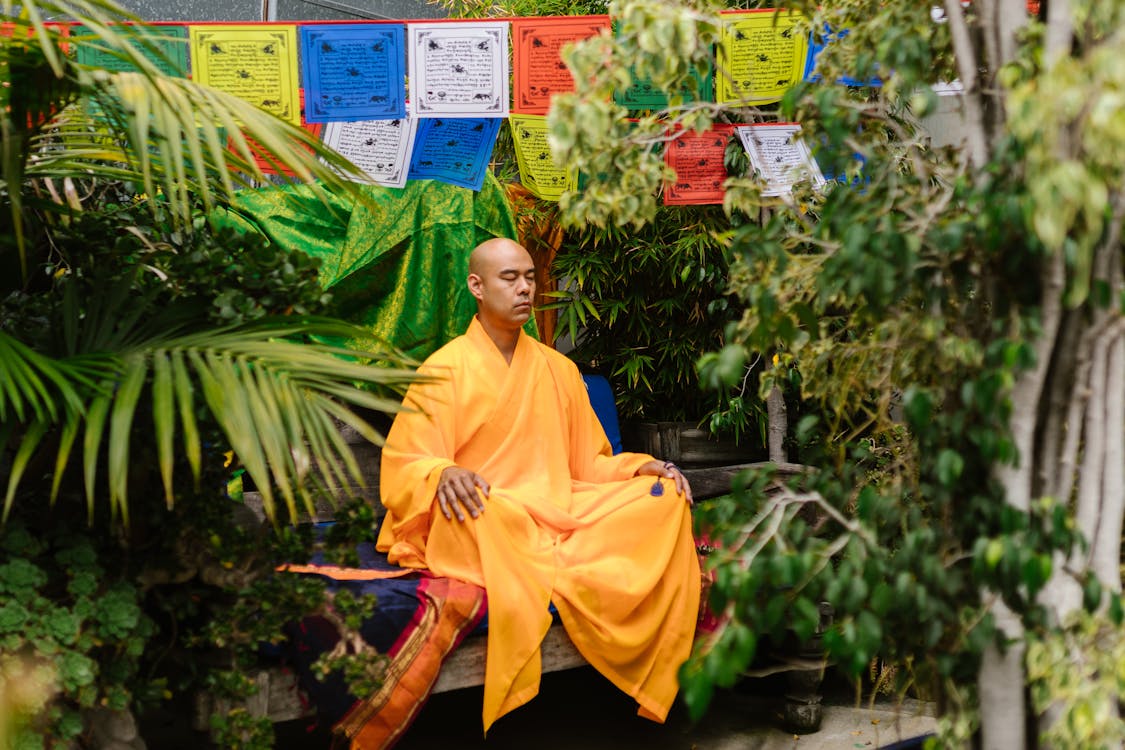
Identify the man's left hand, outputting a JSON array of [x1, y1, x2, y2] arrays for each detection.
[[635, 460, 693, 504]]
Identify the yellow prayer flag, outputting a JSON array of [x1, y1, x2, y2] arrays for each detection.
[[509, 113, 576, 202], [715, 10, 809, 107], [189, 24, 301, 125]]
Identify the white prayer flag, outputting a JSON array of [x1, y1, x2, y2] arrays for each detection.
[[322, 108, 418, 188], [734, 123, 825, 197], [408, 21, 510, 118]]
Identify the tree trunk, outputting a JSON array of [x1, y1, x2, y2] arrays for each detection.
[[981, 243, 1065, 748], [766, 385, 787, 464], [979, 601, 1028, 750]]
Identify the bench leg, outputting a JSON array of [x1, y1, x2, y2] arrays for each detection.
[[781, 602, 834, 734]]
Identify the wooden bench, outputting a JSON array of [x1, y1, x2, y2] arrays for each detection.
[[201, 451, 816, 732]]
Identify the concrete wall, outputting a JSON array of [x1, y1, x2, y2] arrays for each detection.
[[921, 91, 968, 151], [112, 0, 445, 22]]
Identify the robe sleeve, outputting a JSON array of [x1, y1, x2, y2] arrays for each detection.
[[375, 361, 460, 567], [560, 358, 653, 484]]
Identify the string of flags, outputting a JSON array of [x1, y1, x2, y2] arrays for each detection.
[[67, 10, 860, 200]]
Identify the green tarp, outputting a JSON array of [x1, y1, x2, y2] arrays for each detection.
[[213, 173, 521, 362]]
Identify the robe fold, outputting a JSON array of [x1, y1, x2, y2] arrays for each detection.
[[376, 317, 701, 732]]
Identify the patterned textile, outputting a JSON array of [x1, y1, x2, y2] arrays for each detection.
[[282, 551, 486, 750], [338, 576, 486, 749], [211, 173, 522, 362]]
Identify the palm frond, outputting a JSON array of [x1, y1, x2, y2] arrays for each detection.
[[3, 318, 420, 525], [2, 420, 48, 521], [0, 330, 93, 422], [3, 0, 368, 276]]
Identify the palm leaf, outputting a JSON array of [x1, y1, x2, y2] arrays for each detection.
[[82, 390, 111, 522], [170, 348, 202, 486], [3, 0, 367, 276], [150, 350, 175, 507], [49, 410, 81, 504], [2, 419, 48, 522], [0, 330, 92, 422], [106, 354, 145, 525]]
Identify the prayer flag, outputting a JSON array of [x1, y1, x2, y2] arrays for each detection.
[[322, 110, 417, 188], [300, 24, 406, 122], [408, 22, 509, 118], [734, 122, 825, 196], [232, 119, 324, 176], [511, 16, 609, 115], [407, 117, 501, 191], [802, 26, 880, 87], [614, 63, 712, 111], [663, 124, 734, 205], [73, 23, 189, 77], [509, 113, 576, 201], [715, 10, 809, 106], [189, 24, 301, 125]]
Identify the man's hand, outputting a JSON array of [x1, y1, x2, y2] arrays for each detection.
[[436, 465, 490, 522], [635, 460, 693, 504]]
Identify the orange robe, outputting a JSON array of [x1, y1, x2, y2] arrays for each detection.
[[376, 317, 701, 732]]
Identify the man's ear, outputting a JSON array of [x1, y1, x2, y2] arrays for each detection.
[[467, 273, 484, 301]]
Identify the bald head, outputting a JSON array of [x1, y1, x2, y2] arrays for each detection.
[[467, 238, 536, 334], [468, 237, 531, 277]]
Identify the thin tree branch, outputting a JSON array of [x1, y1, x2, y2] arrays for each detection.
[[1091, 329, 1125, 590], [1037, 309, 1081, 499], [995, 0, 1027, 68], [1072, 320, 1111, 550], [942, 0, 991, 169], [1049, 312, 1094, 503], [996, 249, 1066, 512], [1045, 0, 1074, 66]]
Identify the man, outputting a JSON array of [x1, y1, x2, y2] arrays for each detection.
[[376, 237, 701, 732]]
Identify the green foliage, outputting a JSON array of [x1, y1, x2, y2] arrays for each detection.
[[439, 0, 608, 19], [2, 202, 330, 337], [1027, 607, 1125, 749], [545, 207, 748, 423], [555, 0, 1125, 737], [0, 521, 155, 748], [0, 206, 416, 524], [0, 3, 417, 745]]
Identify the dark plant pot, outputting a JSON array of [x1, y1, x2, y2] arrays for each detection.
[[621, 421, 764, 467]]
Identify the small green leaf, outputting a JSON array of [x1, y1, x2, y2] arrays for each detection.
[[935, 449, 964, 486]]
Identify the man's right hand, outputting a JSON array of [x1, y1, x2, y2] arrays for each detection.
[[436, 466, 490, 522]]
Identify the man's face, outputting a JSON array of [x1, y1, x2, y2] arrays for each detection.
[[469, 243, 536, 331]]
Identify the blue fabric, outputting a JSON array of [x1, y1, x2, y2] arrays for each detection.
[[582, 374, 622, 455]]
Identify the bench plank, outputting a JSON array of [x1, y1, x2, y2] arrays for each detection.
[[432, 623, 585, 694]]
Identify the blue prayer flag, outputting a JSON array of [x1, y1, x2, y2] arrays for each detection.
[[300, 24, 406, 122], [407, 117, 502, 191]]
